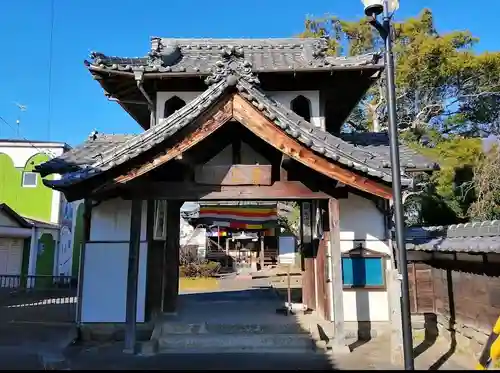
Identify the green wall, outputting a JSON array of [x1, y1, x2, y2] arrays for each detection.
[[0, 152, 54, 222], [36, 232, 56, 287]]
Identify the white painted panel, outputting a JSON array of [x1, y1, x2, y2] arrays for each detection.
[[278, 236, 296, 264], [339, 193, 390, 255], [156, 92, 202, 121], [333, 192, 392, 322], [268, 91, 322, 129], [341, 290, 390, 322], [81, 242, 148, 323], [90, 199, 147, 242], [0, 210, 20, 228], [0, 238, 23, 275], [156, 90, 324, 130], [0, 145, 65, 168]]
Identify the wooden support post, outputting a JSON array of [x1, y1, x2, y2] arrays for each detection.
[[162, 201, 181, 313], [76, 199, 92, 324], [328, 198, 350, 354], [260, 235, 265, 271], [124, 199, 142, 354]]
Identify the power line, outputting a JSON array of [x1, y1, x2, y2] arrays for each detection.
[[46, 0, 55, 141], [0, 115, 57, 158]]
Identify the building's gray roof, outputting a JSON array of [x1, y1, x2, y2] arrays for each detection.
[[38, 49, 434, 191], [37, 134, 135, 177], [339, 132, 437, 171], [86, 37, 384, 76], [0, 203, 58, 229], [406, 221, 500, 254]]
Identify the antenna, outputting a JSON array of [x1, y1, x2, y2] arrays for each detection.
[[13, 102, 27, 138]]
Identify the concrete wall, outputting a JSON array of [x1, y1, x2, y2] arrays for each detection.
[[156, 90, 324, 130], [80, 198, 148, 323], [336, 192, 391, 322]]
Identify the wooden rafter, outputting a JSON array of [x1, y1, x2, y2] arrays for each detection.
[[94, 93, 392, 200], [114, 97, 233, 185], [120, 181, 335, 200], [232, 94, 393, 200]]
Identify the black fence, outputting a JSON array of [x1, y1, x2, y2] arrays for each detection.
[[0, 275, 77, 323]]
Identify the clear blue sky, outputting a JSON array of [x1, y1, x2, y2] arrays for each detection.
[[0, 0, 498, 147]]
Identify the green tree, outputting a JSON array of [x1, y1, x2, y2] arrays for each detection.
[[301, 9, 500, 136], [301, 9, 500, 224]]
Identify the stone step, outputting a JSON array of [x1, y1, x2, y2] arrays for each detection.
[[153, 322, 310, 336], [156, 333, 316, 352]]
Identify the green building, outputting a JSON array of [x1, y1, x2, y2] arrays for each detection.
[[0, 139, 84, 284]]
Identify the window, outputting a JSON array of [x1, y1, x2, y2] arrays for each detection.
[[153, 200, 167, 240], [290, 95, 312, 122], [22, 172, 38, 187], [341, 248, 386, 289], [164, 96, 186, 118]]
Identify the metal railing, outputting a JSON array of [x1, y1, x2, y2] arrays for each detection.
[[0, 274, 77, 323]]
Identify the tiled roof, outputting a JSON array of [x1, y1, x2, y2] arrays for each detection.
[[40, 79, 231, 188], [339, 132, 438, 170], [0, 203, 58, 229], [38, 51, 434, 191], [405, 221, 500, 254], [86, 37, 383, 76], [37, 134, 135, 177]]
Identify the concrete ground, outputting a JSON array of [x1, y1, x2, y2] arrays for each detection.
[[0, 272, 479, 370]]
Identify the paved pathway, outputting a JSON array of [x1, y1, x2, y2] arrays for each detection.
[[0, 273, 479, 370]]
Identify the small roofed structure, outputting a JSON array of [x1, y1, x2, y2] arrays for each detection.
[[404, 221, 500, 361], [36, 37, 439, 353]]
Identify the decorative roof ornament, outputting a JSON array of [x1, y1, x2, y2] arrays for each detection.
[[148, 39, 182, 67], [205, 45, 260, 86]]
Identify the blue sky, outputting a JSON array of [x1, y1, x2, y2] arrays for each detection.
[[0, 0, 498, 147]]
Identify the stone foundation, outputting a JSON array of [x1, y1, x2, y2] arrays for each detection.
[[411, 313, 489, 360], [78, 323, 154, 343]]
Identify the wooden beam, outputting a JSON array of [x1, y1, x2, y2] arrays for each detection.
[[327, 198, 348, 351], [194, 164, 272, 186], [163, 201, 182, 313], [76, 199, 92, 324], [121, 181, 336, 201], [113, 97, 233, 185], [124, 198, 142, 353], [232, 94, 393, 200]]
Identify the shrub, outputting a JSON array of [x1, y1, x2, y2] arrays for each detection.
[[180, 261, 221, 278]]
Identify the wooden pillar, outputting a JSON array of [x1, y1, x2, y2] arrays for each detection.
[[162, 201, 181, 313], [124, 199, 143, 353], [301, 201, 316, 310], [327, 198, 349, 352], [144, 200, 164, 321], [76, 199, 92, 324], [260, 234, 265, 270]]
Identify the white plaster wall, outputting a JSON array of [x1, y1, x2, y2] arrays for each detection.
[[0, 144, 65, 168], [81, 198, 149, 323], [268, 91, 323, 130], [156, 92, 201, 120], [336, 192, 391, 322], [89, 199, 147, 242], [50, 174, 63, 224], [155, 90, 324, 130], [81, 242, 148, 323]]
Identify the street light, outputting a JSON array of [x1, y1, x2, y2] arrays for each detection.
[[361, 0, 414, 370]]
